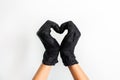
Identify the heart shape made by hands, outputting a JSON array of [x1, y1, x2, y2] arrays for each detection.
[[48, 20, 74, 44], [36, 20, 81, 66], [41, 20, 81, 46], [50, 27, 67, 44], [37, 20, 81, 47]]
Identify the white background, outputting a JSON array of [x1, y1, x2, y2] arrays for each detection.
[[0, 0, 120, 80]]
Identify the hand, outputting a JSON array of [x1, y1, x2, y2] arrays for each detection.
[[59, 21, 81, 66], [37, 20, 60, 65]]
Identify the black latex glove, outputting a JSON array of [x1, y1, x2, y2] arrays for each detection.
[[59, 21, 81, 66], [37, 20, 60, 65]]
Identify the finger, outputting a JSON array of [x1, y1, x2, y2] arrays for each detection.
[[67, 21, 77, 32], [45, 20, 60, 33], [67, 21, 81, 39], [37, 20, 59, 36], [37, 20, 50, 35], [60, 21, 75, 34], [59, 21, 68, 33], [60, 21, 75, 43], [50, 23, 60, 33]]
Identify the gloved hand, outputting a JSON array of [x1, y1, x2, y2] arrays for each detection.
[[37, 20, 60, 65], [59, 21, 81, 66]]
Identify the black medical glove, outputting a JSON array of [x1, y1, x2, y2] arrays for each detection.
[[59, 21, 81, 66], [37, 20, 60, 65]]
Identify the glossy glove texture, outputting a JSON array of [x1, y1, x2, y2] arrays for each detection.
[[37, 20, 60, 65], [59, 21, 81, 66]]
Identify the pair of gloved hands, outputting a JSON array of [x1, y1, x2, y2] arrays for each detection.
[[37, 20, 81, 66]]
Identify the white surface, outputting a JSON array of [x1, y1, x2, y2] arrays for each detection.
[[0, 0, 120, 80]]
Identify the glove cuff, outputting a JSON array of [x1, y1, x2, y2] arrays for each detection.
[[60, 52, 78, 66], [42, 51, 59, 65]]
